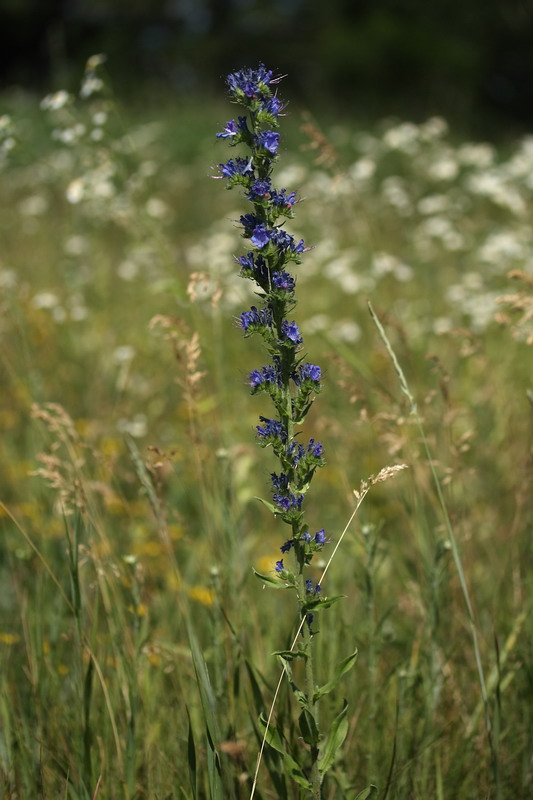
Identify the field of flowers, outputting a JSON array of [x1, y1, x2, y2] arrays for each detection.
[[1, 60, 532, 798]]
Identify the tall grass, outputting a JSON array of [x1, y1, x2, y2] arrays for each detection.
[[0, 61, 532, 798]]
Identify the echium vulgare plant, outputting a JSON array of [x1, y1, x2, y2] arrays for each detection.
[[216, 65, 356, 800]]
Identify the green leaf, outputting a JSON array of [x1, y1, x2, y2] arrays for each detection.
[[187, 625, 224, 800], [258, 713, 285, 755], [303, 594, 346, 612], [253, 569, 286, 589], [314, 650, 358, 702], [274, 648, 306, 661], [299, 709, 320, 747], [318, 701, 349, 776], [186, 706, 197, 800], [354, 786, 378, 799], [276, 656, 308, 709], [282, 754, 312, 790], [257, 714, 311, 788], [254, 496, 280, 515]]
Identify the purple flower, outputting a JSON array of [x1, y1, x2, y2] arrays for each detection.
[[305, 579, 313, 592], [269, 228, 305, 255], [282, 320, 303, 345], [239, 305, 272, 332], [261, 95, 284, 116], [275, 559, 284, 573], [248, 178, 272, 200], [302, 363, 321, 382], [314, 529, 326, 545], [272, 271, 295, 291], [219, 157, 254, 179], [271, 472, 289, 491], [250, 225, 271, 249], [226, 64, 276, 99], [307, 438, 323, 459], [280, 539, 294, 553], [240, 213, 261, 232], [273, 492, 304, 511], [270, 188, 296, 207], [236, 252, 255, 272], [249, 369, 263, 388], [256, 130, 280, 154], [216, 119, 238, 139], [237, 252, 269, 282], [249, 363, 281, 389], [287, 442, 305, 466], [256, 416, 286, 441], [295, 363, 321, 385]]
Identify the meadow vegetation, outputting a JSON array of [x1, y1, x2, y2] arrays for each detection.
[[1, 61, 532, 798]]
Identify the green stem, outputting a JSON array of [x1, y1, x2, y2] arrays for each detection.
[[297, 562, 321, 800]]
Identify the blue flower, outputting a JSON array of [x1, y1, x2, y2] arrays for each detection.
[[256, 131, 280, 154], [270, 188, 296, 208], [269, 228, 305, 255], [272, 472, 289, 491], [226, 64, 275, 99], [249, 369, 263, 388], [249, 363, 281, 389], [307, 438, 323, 459], [282, 320, 303, 345], [239, 305, 273, 333], [256, 416, 286, 441], [314, 529, 326, 545], [271, 271, 295, 291], [261, 96, 284, 116], [275, 559, 284, 573], [250, 225, 271, 249], [273, 492, 304, 511], [216, 119, 238, 139], [219, 157, 254, 179], [237, 252, 269, 283], [293, 363, 322, 387], [287, 442, 305, 466], [301, 363, 321, 382], [240, 213, 261, 232], [280, 539, 294, 553], [305, 579, 313, 592], [248, 178, 271, 201]]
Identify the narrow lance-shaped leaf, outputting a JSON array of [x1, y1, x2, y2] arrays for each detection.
[[318, 701, 349, 776], [314, 650, 358, 702]]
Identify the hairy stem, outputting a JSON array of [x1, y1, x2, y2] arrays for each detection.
[[296, 551, 321, 799]]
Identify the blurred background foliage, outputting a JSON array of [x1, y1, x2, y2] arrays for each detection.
[[2, 0, 533, 136]]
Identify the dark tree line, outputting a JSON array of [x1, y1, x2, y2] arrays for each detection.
[[2, 0, 532, 128]]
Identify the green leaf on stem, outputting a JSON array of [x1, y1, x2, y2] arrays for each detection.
[[252, 569, 289, 589], [254, 496, 280, 516], [273, 648, 307, 661], [257, 714, 312, 790], [303, 594, 346, 613], [318, 701, 349, 776], [313, 650, 358, 702], [299, 709, 320, 747], [277, 656, 308, 709]]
